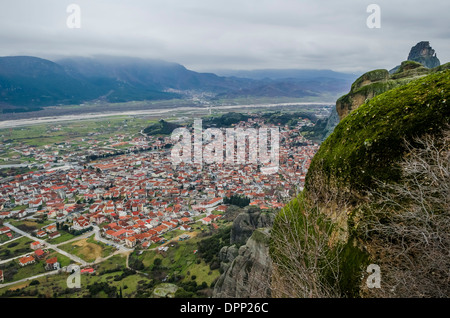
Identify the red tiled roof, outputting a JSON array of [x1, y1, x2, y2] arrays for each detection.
[[19, 255, 35, 265], [35, 249, 45, 256]]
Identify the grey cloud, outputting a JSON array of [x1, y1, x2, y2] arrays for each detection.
[[0, 0, 448, 73]]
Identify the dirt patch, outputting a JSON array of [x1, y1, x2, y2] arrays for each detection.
[[9, 282, 29, 291], [72, 238, 103, 261]]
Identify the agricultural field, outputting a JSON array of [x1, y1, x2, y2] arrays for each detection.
[[0, 116, 159, 167], [1, 117, 148, 146]]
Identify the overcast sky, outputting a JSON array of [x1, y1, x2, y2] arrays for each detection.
[[0, 0, 448, 73]]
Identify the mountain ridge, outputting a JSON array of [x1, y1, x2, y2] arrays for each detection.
[[0, 55, 355, 113]]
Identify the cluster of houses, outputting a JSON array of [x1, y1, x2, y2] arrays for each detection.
[[18, 241, 60, 271], [0, 114, 320, 253], [0, 226, 12, 239], [35, 224, 60, 240]]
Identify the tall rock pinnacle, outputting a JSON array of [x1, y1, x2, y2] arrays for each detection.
[[407, 41, 440, 68]]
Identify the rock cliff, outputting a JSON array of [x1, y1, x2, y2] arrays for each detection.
[[407, 41, 440, 69], [213, 207, 274, 298], [213, 228, 273, 298], [230, 206, 275, 246], [390, 41, 440, 73], [270, 69, 450, 297]]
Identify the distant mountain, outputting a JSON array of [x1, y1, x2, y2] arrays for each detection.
[[213, 68, 357, 81], [0, 55, 356, 113], [0, 56, 100, 111], [211, 68, 357, 100], [57, 56, 255, 96], [214, 77, 353, 99]]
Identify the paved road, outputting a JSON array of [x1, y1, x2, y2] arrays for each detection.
[[0, 235, 22, 247], [0, 223, 139, 289], [0, 268, 61, 289], [0, 252, 31, 265]]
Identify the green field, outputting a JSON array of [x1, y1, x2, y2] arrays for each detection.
[[47, 231, 76, 244], [0, 236, 33, 261], [0, 254, 154, 298], [0, 116, 158, 165], [138, 235, 220, 287]]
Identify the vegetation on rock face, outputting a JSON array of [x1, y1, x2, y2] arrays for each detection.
[[350, 69, 390, 91], [308, 70, 450, 198], [270, 183, 369, 298], [336, 62, 450, 120], [355, 129, 450, 297], [390, 61, 429, 80], [270, 69, 450, 298]]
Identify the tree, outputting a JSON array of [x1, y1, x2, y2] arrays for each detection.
[[224, 195, 250, 208], [153, 258, 162, 267]]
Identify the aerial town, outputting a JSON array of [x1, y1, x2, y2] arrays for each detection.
[[0, 112, 319, 294]]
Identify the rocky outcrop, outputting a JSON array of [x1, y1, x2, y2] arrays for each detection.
[[218, 245, 239, 273], [323, 106, 340, 140], [336, 61, 449, 120], [271, 69, 450, 297], [390, 41, 440, 73], [212, 206, 274, 298], [407, 41, 440, 69], [230, 206, 275, 246], [213, 228, 273, 298], [336, 69, 395, 120], [338, 42, 445, 121]]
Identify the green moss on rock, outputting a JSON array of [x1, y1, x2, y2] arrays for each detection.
[[336, 61, 449, 121], [307, 70, 450, 196], [270, 68, 449, 298]]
